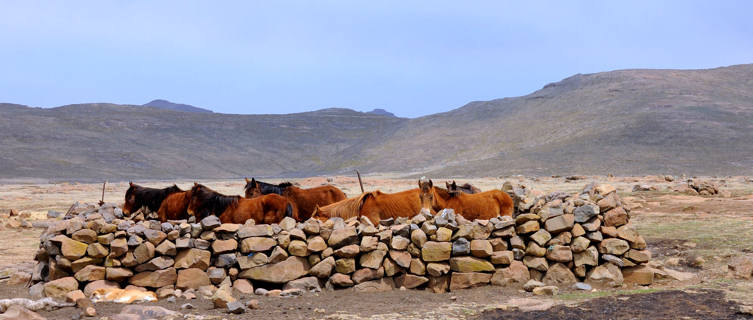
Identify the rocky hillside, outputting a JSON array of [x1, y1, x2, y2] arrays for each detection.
[[1, 64, 752, 181]]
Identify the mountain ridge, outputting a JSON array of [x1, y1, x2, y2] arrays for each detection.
[[1, 63, 752, 181]]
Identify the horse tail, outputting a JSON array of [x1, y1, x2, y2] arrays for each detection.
[[285, 202, 294, 219]]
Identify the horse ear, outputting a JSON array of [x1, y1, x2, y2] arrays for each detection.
[[245, 178, 250, 183], [451, 181, 457, 188], [429, 179, 433, 187], [446, 181, 451, 189], [129, 181, 133, 186]]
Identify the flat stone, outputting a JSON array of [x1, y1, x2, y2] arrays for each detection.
[[603, 207, 629, 227], [335, 258, 356, 274], [545, 214, 575, 234], [542, 263, 577, 285], [396, 274, 428, 289], [523, 256, 548, 272], [622, 265, 656, 285], [470, 240, 493, 258], [545, 245, 573, 263], [106, 267, 133, 281], [43, 276, 79, 299], [515, 221, 540, 234], [449, 272, 492, 291], [574, 204, 599, 223], [329, 273, 354, 287], [237, 225, 273, 238], [491, 260, 530, 287], [240, 237, 277, 252], [452, 238, 470, 256], [176, 268, 211, 289], [212, 239, 238, 253], [491, 251, 514, 265], [74, 265, 105, 282], [532, 285, 558, 296], [574, 246, 599, 267], [351, 268, 384, 284], [587, 263, 624, 287], [239, 256, 310, 283], [334, 244, 360, 258], [135, 256, 174, 272], [307, 236, 328, 252], [238, 253, 269, 269], [129, 268, 177, 288], [449, 256, 494, 272], [530, 230, 552, 247], [309, 256, 335, 278], [174, 249, 211, 270], [421, 241, 451, 262], [598, 238, 630, 255], [389, 250, 412, 268], [327, 227, 358, 248], [353, 278, 394, 292]]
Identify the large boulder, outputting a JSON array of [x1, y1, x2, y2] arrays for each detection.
[[129, 268, 177, 288], [43, 276, 79, 299], [421, 242, 451, 262], [449, 257, 494, 272], [449, 272, 492, 291], [176, 268, 211, 289], [239, 257, 310, 283], [174, 249, 211, 270]]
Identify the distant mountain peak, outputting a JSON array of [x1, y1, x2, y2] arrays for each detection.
[[366, 108, 396, 117], [143, 99, 213, 113]]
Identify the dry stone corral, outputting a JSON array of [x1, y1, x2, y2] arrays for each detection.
[[30, 183, 656, 308]]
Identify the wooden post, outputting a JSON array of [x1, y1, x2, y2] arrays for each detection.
[[99, 180, 107, 206], [355, 170, 365, 194]]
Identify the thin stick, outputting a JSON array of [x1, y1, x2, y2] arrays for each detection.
[[355, 170, 365, 194], [99, 180, 107, 206]]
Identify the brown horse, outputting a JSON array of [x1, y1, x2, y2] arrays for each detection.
[[419, 180, 513, 220], [311, 194, 370, 222], [244, 178, 346, 221], [188, 183, 292, 224], [156, 189, 193, 222], [359, 188, 423, 225], [122, 182, 182, 216]]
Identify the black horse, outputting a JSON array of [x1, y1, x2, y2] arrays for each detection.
[[123, 182, 182, 215], [243, 178, 293, 197]]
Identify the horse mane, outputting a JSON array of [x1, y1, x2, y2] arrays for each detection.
[[126, 183, 183, 212], [193, 184, 240, 216], [316, 193, 370, 219], [247, 179, 293, 195]]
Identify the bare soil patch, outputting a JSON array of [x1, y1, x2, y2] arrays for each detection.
[[474, 289, 752, 320]]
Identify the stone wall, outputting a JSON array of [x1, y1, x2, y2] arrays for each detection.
[[31, 183, 652, 300]]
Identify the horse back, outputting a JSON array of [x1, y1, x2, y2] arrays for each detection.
[[285, 185, 347, 221], [157, 191, 190, 222], [361, 189, 421, 224]]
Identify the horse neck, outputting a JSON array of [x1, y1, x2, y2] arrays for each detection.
[[210, 193, 239, 215]]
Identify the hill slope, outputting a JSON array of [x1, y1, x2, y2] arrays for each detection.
[[143, 99, 213, 113], [1, 64, 752, 180]]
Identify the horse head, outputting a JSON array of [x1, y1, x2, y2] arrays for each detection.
[[418, 179, 435, 212], [244, 178, 263, 198], [122, 182, 139, 215]]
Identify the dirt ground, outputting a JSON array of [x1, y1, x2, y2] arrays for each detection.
[[1, 175, 752, 319]]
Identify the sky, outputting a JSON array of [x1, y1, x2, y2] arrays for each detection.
[[1, 1, 752, 118]]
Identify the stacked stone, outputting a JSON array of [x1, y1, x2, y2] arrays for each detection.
[[31, 183, 652, 301], [508, 182, 652, 286]]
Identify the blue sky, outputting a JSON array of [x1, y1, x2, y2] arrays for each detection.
[[1, 1, 751, 118]]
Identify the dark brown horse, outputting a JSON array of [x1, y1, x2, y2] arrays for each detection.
[[156, 189, 193, 222], [447, 181, 481, 194], [122, 182, 182, 216], [244, 178, 346, 221], [188, 183, 292, 224], [419, 180, 513, 220]]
